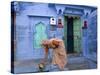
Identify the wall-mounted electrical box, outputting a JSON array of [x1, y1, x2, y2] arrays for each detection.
[[50, 17, 56, 25]]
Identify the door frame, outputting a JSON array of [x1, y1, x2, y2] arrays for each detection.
[[64, 14, 82, 55]]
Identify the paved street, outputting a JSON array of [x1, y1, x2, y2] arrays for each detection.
[[14, 55, 97, 74]]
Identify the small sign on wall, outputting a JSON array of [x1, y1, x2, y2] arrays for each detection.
[[50, 17, 56, 25]]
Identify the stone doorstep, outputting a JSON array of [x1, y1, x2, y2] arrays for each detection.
[[67, 62, 89, 70], [67, 53, 81, 57]]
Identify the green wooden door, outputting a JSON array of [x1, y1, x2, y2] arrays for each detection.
[[64, 16, 67, 50], [73, 17, 81, 53], [34, 22, 47, 48]]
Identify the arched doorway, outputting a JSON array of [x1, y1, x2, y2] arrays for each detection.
[[34, 22, 48, 48]]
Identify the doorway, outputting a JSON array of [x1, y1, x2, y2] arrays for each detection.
[[64, 15, 81, 54], [67, 16, 74, 53]]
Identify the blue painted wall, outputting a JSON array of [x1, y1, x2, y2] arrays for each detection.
[[13, 2, 97, 61], [87, 10, 97, 61]]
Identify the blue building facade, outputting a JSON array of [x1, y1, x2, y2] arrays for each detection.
[[11, 2, 97, 63]]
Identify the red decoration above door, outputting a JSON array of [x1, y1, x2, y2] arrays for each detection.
[[82, 20, 87, 29], [58, 18, 63, 28]]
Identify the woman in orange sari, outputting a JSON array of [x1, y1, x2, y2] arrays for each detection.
[[41, 38, 67, 70]]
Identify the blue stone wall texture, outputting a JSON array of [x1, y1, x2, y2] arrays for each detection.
[[88, 10, 97, 54], [14, 2, 97, 61]]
